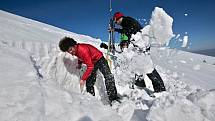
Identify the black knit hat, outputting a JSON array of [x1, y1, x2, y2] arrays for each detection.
[[59, 37, 77, 52]]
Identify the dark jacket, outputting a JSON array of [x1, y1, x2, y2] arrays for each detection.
[[115, 16, 142, 40]]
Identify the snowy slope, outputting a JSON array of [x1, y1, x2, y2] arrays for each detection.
[[0, 43, 122, 121], [1, 8, 215, 121], [0, 10, 122, 121], [151, 48, 215, 89]]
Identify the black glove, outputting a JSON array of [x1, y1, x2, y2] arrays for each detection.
[[100, 43, 108, 49]]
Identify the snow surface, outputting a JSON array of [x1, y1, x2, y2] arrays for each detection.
[[1, 7, 215, 121]]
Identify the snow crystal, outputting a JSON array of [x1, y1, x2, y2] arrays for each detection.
[[179, 38, 183, 42]]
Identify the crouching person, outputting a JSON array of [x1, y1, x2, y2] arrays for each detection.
[[59, 37, 119, 104]]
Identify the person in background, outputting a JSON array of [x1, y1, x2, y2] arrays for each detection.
[[113, 12, 142, 43], [113, 12, 166, 93]]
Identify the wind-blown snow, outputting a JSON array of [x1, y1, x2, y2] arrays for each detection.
[[182, 35, 189, 47], [175, 34, 180, 39], [149, 7, 174, 46], [0, 7, 215, 121]]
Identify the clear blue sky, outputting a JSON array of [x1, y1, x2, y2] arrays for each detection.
[[1, 0, 215, 50]]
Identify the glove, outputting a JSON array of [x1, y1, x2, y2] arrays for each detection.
[[100, 43, 108, 49]]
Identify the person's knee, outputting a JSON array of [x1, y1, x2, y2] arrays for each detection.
[[104, 74, 114, 81]]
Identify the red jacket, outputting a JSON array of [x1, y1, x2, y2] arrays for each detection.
[[75, 44, 103, 81]]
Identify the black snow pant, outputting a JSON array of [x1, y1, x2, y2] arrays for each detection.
[[134, 69, 166, 93], [147, 69, 166, 92], [86, 56, 118, 102]]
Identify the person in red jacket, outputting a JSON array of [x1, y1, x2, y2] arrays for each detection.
[[59, 37, 119, 103]]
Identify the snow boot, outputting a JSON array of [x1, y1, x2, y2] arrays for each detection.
[[109, 95, 121, 106], [134, 74, 146, 88], [147, 69, 166, 93]]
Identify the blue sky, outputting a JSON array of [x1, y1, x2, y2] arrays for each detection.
[[1, 0, 215, 50]]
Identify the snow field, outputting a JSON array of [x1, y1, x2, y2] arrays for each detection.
[[1, 7, 215, 121]]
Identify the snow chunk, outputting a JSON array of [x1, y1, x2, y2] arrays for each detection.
[[149, 7, 174, 46], [179, 60, 187, 64], [193, 64, 201, 70], [187, 90, 215, 120], [131, 25, 151, 49], [131, 7, 174, 48], [175, 34, 180, 39], [148, 95, 209, 121], [182, 35, 189, 47]]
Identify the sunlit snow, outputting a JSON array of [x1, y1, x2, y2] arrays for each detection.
[[0, 7, 215, 121]]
